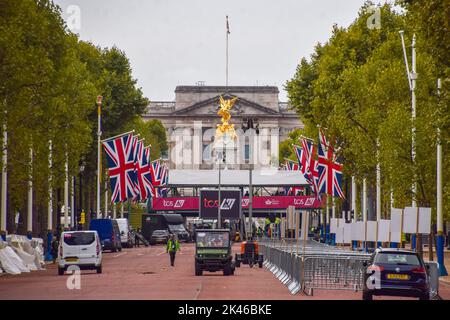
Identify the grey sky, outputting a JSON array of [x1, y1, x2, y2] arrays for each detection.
[[54, 0, 370, 101]]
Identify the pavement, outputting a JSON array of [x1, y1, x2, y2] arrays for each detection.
[[0, 243, 449, 300]]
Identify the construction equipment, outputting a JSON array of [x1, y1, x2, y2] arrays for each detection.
[[235, 239, 263, 268]]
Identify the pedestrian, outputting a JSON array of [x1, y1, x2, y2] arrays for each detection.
[[135, 227, 141, 247], [166, 234, 180, 267], [51, 234, 59, 264]]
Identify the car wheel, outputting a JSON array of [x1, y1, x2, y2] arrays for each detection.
[[223, 264, 232, 276], [58, 267, 65, 276], [362, 292, 373, 300], [195, 263, 202, 276], [96, 265, 102, 274]]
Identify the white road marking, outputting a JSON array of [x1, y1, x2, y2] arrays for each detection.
[[113, 252, 127, 258]]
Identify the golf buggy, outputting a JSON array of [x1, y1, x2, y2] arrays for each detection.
[[235, 238, 263, 268], [194, 229, 235, 276]]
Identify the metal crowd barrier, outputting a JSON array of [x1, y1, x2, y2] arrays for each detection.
[[259, 238, 441, 299], [259, 238, 370, 296]]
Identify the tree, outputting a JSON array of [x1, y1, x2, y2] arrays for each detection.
[[285, 2, 449, 221]]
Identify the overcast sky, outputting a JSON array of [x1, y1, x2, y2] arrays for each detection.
[[54, 0, 370, 101]]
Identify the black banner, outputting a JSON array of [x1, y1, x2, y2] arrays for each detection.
[[199, 189, 241, 219]]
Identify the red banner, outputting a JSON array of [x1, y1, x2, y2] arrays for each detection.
[[152, 195, 322, 211]]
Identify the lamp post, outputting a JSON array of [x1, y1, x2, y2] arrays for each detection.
[[79, 163, 85, 230], [96, 95, 103, 219], [436, 78, 448, 276], [216, 132, 233, 229]]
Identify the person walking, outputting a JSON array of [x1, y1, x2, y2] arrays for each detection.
[[135, 228, 141, 248], [51, 234, 59, 264], [166, 234, 180, 267]]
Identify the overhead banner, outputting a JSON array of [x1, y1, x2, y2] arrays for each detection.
[[152, 195, 323, 211], [200, 189, 241, 219]]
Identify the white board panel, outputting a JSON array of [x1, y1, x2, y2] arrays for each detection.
[[390, 231, 401, 243], [335, 227, 345, 244], [351, 222, 366, 241], [390, 208, 403, 232], [330, 218, 338, 233], [418, 207, 431, 234], [343, 223, 352, 244], [377, 220, 390, 242], [366, 221, 378, 242], [403, 207, 418, 234]]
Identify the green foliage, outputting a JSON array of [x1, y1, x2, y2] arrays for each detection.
[[0, 0, 161, 232], [124, 118, 168, 160], [285, 2, 450, 220]]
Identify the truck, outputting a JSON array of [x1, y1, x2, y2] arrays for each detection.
[[194, 229, 235, 276], [142, 213, 190, 244]]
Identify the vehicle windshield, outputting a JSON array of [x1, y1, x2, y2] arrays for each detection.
[[196, 232, 229, 248], [63, 232, 95, 246], [374, 253, 421, 266], [168, 224, 186, 232]]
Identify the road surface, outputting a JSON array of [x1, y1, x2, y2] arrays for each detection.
[[1, 243, 449, 300]]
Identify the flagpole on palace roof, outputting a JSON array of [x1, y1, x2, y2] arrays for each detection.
[[226, 15, 230, 87]]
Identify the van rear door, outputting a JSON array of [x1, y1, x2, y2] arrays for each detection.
[[63, 232, 97, 259]]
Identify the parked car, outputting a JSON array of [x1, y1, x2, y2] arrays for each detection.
[[363, 248, 430, 300], [89, 219, 122, 252], [115, 218, 133, 248], [150, 229, 169, 245], [58, 231, 102, 275]]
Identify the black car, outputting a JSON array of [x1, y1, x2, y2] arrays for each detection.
[[363, 248, 430, 300]]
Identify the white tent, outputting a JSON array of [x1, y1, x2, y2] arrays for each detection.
[[167, 169, 308, 187]]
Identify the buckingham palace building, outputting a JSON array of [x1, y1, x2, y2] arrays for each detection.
[[142, 85, 303, 170]]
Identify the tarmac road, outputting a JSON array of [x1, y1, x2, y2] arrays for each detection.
[[0, 243, 448, 300]]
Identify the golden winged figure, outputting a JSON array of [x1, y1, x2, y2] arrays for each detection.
[[215, 95, 238, 141]]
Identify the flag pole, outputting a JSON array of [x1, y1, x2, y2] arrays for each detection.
[[101, 130, 135, 143], [226, 15, 229, 87], [1, 108, 7, 241], [97, 95, 103, 219], [27, 147, 33, 239]]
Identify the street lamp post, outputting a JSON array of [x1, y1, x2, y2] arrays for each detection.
[[97, 95, 103, 219], [436, 78, 448, 276]]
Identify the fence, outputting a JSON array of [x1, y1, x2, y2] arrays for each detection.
[[259, 238, 441, 298], [259, 238, 370, 296]]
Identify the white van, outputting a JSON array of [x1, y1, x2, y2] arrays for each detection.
[[58, 231, 102, 275], [115, 218, 133, 248]]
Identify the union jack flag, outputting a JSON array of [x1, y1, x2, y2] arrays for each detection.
[[317, 129, 344, 198], [158, 164, 169, 197], [284, 159, 304, 196], [133, 141, 154, 201], [150, 160, 161, 186], [300, 138, 320, 197], [102, 133, 137, 203]]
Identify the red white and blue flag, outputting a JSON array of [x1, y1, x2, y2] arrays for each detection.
[[150, 160, 161, 186], [284, 159, 304, 196], [102, 133, 138, 203], [300, 138, 320, 197], [158, 164, 169, 197], [133, 141, 154, 201], [317, 129, 344, 198]]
